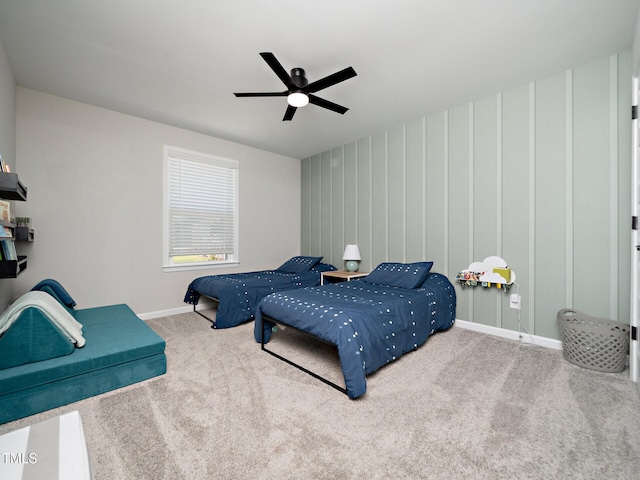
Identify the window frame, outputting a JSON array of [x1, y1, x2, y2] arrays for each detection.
[[162, 145, 239, 272]]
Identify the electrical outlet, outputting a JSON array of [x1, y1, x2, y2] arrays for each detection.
[[510, 293, 521, 310]]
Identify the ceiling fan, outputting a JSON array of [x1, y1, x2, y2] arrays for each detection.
[[234, 52, 357, 121]]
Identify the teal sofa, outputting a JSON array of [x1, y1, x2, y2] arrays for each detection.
[[0, 290, 166, 424]]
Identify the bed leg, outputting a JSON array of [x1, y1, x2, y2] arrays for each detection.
[[193, 304, 216, 326], [259, 315, 349, 397]]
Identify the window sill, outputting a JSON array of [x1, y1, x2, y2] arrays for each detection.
[[163, 260, 240, 273]]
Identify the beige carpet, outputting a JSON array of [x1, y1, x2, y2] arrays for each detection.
[[2, 311, 639, 479]]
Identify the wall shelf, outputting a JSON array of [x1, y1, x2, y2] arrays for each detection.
[[0, 172, 27, 201], [0, 172, 29, 277], [0, 255, 27, 278], [456, 256, 515, 292]]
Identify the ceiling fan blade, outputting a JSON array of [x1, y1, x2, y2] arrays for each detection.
[[260, 52, 296, 90], [283, 105, 297, 121], [305, 67, 357, 93], [234, 91, 288, 97], [308, 94, 349, 114]]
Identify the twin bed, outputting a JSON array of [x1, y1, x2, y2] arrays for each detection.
[[254, 262, 456, 398], [185, 259, 456, 398], [184, 256, 336, 328]]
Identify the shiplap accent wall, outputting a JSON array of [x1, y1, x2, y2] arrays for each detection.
[[301, 52, 631, 341]]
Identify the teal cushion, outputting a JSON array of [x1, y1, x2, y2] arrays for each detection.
[[39, 285, 76, 318], [0, 307, 75, 369], [31, 279, 76, 307], [0, 304, 165, 396], [0, 354, 166, 424], [0, 303, 166, 424]]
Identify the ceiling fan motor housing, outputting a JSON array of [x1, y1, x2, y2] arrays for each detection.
[[290, 68, 308, 88]]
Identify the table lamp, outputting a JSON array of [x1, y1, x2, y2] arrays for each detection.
[[343, 244, 361, 272]]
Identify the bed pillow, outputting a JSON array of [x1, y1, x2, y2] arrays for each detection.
[[362, 262, 433, 289], [31, 279, 77, 307], [311, 262, 337, 273], [277, 256, 323, 273], [417, 272, 436, 289]]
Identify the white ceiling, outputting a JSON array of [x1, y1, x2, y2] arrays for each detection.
[[0, 0, 638, 159]]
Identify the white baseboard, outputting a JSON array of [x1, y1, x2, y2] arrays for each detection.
[[454, 318, 562, 350], [137, 302, 215, 321], [136, 308, 561, 351]]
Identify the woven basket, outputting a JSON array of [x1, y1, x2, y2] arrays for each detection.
[[557, 309, 630, 373]]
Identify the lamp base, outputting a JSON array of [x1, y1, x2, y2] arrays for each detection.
[[345, 260, 359, 272]]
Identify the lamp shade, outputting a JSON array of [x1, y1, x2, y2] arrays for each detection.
[[343, 244, 361, 261]]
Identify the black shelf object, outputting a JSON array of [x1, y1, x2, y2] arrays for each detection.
[[0, 172, 29, 277], [15, 226, 34, 242], [0, 255, 27, 278], [0, 172, 27, 201]]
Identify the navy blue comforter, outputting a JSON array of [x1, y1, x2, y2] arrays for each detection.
[[254, 272, 456, 398], [184, 266, 335, 329]]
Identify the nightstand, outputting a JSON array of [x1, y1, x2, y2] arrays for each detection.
[[321, 270, 369, 285]]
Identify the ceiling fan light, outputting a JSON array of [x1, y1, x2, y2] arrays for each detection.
[[287, 91, 309, 107]]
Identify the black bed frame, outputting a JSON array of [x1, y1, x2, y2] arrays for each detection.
[[193, 294, 349, 395], [260, 314, 349, 397], [193, 294, 219, 328]]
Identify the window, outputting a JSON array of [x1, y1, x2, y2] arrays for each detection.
[[163, 146, 239, 271]]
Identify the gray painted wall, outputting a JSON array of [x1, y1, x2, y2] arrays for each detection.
[[12, 87, 301, 316], [301, 52, 632, 341], [0, 34, 16, 308]]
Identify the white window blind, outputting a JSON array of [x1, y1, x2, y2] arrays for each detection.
[[165, 147, 238, 264]]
